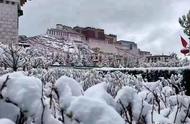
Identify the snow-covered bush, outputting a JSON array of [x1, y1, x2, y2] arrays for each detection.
[[55, 76, 83, 110], [0, 119, 15, 124], [0, 69, 189, 124], [66, 96, 125, 124], [81, 70, 104, 90]]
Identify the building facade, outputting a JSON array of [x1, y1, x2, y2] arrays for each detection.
[[44, 24, 151, 67], [46, 24, 85, 42], [139, 50, 152, 57], [0, 0, 23, 44], [145, 55, 173, 63]]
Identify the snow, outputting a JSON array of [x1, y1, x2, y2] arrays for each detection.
[[0, 119, 15, 124], [55, 76, 83, 97], [26, 35, 93, 57], [4, 75, 42, 120], [43, 108, 62, 124], [115, 86, 152, 122], [0, 71, 26, 89], [66, 96, 125, 124], [55, 76, 83, 110], [95, 66, 190, 71], [162, 86, 174, 97], [53, 62, 60, 66], [84, 82, 117, 110], [115, 86, 137, 107], [0, 69, 190, 124], [168, 95, 190, 107], [0, 100, 20, 122], [137, 90, 153, 103], [146, 111, 172, 124]]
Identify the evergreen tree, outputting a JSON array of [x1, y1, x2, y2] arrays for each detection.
[[179, 10, 190, 39]]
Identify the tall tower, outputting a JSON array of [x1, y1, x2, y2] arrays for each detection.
[[0, 0, 23, 44]]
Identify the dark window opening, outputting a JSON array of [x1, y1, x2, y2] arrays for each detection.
[[6, 1, 9, 4], [11, 2, 15, 5], [130, 44, 133, 50], [0, 0, 3, 3]]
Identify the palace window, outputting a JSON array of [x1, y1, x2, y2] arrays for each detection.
[[11, 1, 15, 5], [5, 1, 10, 4], [0, 0, 4, 3]]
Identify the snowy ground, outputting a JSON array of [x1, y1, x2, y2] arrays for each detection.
[[0, 68, 190, 124]]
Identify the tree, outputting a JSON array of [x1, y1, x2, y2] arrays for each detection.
[[20, 0, 28, 6], [2, 44, 27, 71], [179, 10, 190, 39], [30, 57, 45, 68]]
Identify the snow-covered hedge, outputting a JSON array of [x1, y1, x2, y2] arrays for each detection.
[[95, 67, 190, 95], [0, 69, 190, 124]]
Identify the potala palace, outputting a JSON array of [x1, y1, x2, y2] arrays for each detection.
[[0, 0, 178, 68], [18, 24, 179, 67]]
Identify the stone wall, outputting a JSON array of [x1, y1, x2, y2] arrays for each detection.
[[0, 0, 19, 44]]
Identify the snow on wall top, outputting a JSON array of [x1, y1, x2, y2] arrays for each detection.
[[95, 66, 190, 72]]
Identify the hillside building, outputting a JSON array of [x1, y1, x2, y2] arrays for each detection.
[[46, 24, 85, 42], [139, 50, 152, 57], [37, 24, 150, 67], [45, 24, 152, 67], [145, 55, 173, 63]]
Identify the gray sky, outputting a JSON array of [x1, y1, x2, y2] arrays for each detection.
[[19, 0, 190, 55]]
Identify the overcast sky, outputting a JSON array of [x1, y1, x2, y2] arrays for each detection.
[[19, 0, 190, 55]]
